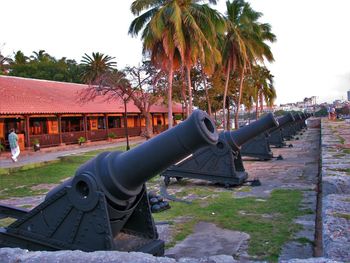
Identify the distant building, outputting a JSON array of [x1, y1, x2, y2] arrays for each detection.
[[347, 90, 350, 101]]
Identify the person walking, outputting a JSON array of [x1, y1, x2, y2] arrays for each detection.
[[8, 128, 20, 162]]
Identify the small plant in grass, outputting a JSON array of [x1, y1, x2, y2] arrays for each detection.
[[108, 132, 116, 140], [0, 141, 5, 153], [31, 138, 40, 151], [78, 136, 86, 145]]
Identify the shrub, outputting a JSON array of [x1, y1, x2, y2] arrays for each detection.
[[108, 132, 116, 139], [31, 138, 40, 145], [78, 137, 86, 145]]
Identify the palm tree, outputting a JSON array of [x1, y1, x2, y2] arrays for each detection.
[[13, 51, 28, 64], [221, 0, 276, 129], [30, 50, 52, 62], [221, 0, 248, 130], [80, 52, 117, 84], [129, 0, 224, 127], [250, 65, 276, 119]]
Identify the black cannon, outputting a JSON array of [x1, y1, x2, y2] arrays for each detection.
[[282, 113, 302, 140], [161, 113, 278, 186], [268, 113, 295, 148], [239, 113, 281, 160], [0, 110, 218, 256]]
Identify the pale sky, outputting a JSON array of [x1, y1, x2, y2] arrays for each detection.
[[2, 0, 350, 105]]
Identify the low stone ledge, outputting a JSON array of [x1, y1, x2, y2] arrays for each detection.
[[322, 175, 350, 196], [306, 118, 321, 129], [320, 118, 350, 262], [0, 248, 237, 263], [322, 194, 350, 261], [280, 258, 341, 263]]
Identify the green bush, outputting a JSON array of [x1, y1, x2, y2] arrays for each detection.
[[108, 132, 116, 139], [31, 138, 40, 145], [0, 142, 5, 152], [78, 137, 86, 144]]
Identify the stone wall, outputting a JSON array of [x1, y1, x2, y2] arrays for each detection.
[[320, 119, 350, 261]]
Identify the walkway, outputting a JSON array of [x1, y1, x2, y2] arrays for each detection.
[[0, 137, 145, 169]]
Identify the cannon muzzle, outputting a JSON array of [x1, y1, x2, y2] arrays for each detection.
[[269, 113, 295, 133], [223, 113, 279, 151]]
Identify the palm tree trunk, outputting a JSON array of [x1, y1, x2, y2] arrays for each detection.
[[255, 90, 259, 120], [234, 67, 245, 129], [223, 60, 231, 130], [186, 66, 193, 115], [168, 61, 174, 129], [227, 99, 231, 130], [202, 72, 212, 116], [181, 67, 189, 118], [259, 93, 264, 113]]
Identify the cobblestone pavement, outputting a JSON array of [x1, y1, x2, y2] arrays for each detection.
[[152, 125, 321, 261], [239, 127, 320, 261]]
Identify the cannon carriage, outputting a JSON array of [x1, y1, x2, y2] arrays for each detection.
[[0, 110, 218, 256], [161, 113, 279, 186]]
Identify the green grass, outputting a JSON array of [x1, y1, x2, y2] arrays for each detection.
[[342, 148, 350, 155], [328, 168, 350, 175], [0, 146, 128, 199], [295, 237, 314, 245], [333, 213, 350, 220], [153, 189, 306, 262], [0, 218, 16, 227], [337, 135, 345, 144]]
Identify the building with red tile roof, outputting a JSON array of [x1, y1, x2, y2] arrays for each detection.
[[0, 76, 183, 148]]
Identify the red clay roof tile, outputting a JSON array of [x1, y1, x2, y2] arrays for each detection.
[[0, 76, 182, 115]]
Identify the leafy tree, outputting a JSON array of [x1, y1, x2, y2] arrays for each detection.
[[124, 62, 166, 138], [8, 50, 84, 83], [0, 45, 12, 75]]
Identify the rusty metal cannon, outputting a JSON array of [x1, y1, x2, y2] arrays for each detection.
[[161, 113, 278, 186], [0, 110, 218, 256]]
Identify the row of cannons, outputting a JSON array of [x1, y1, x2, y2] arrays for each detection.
[[0, 110, 311, 256]]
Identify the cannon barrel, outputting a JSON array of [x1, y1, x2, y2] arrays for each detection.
[[278, 113, 295, 127], [223, 113, 279, 151], [47, 110, 218, 208], [269, 113, 295, 133], [294, 113, 302, 121]]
